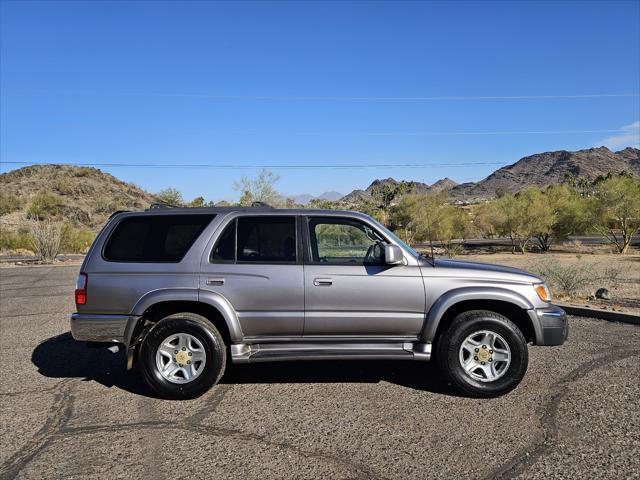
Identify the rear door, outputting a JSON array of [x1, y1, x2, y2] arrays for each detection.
[[303, 216, 426, 336], [199, 215, 304, 338]]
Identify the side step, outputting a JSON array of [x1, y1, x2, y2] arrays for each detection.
[[230, 341, 431, 364]]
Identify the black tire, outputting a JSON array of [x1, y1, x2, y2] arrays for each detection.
[[436, 310, 528, 398], [139, 312, 227, 399]]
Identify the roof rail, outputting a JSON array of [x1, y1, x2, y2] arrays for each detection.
[[108, 210, 130, 220], [251, 201, 273, 208], [148, 202, 178, 210]]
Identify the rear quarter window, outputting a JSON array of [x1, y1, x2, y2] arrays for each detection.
[[103, 214, 215, 262]]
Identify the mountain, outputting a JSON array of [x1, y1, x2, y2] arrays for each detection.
[[450, 146, 639, 199], [291, 191, 344, 204], [340, 177, 455, 204], [317, 191, 343, 201], [340, 147, 639, 203], [0, 165, 157, 230]]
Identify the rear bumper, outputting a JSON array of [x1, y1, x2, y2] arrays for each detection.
[[530, 305, 569, 346], [70, 313, 130, 343]]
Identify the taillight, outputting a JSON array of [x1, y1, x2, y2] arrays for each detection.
[[75, 273, 88, 305]]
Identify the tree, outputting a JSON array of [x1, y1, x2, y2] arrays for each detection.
[[517, 187, 554, 252], [156, 187, 184, 206], [589, 175, 640, 254], [488, 191, 545, 254], [536, 184, 588, 251], [391, 193, 470, 257], [233, 169, 281, 206]]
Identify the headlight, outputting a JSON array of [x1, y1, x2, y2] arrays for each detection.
[[534, 283, 551, 302]]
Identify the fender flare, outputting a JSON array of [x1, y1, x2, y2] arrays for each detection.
[[123, 288, 243, 348], [421, 287, 535, 343]]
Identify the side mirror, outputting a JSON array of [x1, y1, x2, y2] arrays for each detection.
[[384, 244, 404, 265]]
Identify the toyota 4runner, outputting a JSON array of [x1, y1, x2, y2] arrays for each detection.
[[71, 207, 568, 399]]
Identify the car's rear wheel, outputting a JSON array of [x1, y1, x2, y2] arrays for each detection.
[[139, 312, 226, 399], [436, 310, 528, 397]]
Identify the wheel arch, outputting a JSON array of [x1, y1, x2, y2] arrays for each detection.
[[422, 287, 538, 346], [126, 289, 242, 350]]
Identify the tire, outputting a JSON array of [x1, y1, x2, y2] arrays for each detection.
[[436, 310, 528, 398], [139, 312, 227, 399]]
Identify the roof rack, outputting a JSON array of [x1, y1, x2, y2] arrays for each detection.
[[148, 202, 178, 210], [108, 210, 130, 220], [250, 201, 273, 208]]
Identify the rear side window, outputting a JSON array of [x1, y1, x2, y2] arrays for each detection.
[[238, 217, 296, 262], [104, 214, 215, 262], [210, 216, 297, 263]]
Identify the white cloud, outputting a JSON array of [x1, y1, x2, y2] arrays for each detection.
[[595, 121, 640, 149]]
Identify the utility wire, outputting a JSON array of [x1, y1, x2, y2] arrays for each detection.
[[35, 91, 640, 101], [1, 161, 507, 170]]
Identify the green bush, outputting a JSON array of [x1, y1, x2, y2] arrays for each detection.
[[60, 224, 96, 253], [0, 193, 23, 216], [0, 227, 33, 252], [27, 192, 64, 219]]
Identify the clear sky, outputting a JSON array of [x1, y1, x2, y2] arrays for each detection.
[[1, 0, 639, 202]]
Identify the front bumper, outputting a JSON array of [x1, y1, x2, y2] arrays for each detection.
[[70, 313, 130, 343], [530, 305, 569, 346]]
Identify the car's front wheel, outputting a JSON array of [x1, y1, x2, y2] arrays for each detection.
[[436, 310, 528, 397], [139, 312, 226, 399]]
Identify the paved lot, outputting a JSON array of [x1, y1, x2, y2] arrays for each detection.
[[1, 265, 638, 480]]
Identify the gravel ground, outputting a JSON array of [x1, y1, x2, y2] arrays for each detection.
[[1, 264, 638, 480]]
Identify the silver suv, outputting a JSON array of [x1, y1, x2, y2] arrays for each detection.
[[71, 207, 568, 399]]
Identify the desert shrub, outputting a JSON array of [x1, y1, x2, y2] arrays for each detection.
[[94, 196, 126, 215], [529, 256, 627, 299], [60, 224, 96, 253], [529, 256, 595, 297], [0, 227, 33, 252], [73, 167, 94, 177], [156, 187, 184, 206], [53, 178, 76, 195], [0, 193, 23, 216], [27, 192, 64, 219], [28, 219, 62, 263]]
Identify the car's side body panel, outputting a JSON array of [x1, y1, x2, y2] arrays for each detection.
[[71, 207, 568, 370], [303, 263, 425, 335]]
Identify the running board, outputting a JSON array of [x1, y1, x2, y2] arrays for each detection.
[[230, 341, 432, 364]]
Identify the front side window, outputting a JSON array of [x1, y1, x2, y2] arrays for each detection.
[[308, 217, 386, 265], [210, 216, 297, 263], [104, 214, 215, 262]]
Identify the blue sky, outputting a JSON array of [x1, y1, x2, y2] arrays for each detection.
[[1, 0, 639, 202]]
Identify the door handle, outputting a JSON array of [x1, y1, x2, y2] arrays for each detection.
[[206, 278, 225, 286], [313, 278, 333, 286]]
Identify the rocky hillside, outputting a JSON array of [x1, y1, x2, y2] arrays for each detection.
[[340, 147, 639, 203], [340, 177, 456, 204], [450, 147, 639, 199], [0, 165, 157, 231]]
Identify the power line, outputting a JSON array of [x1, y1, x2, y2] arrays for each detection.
[[203, 128, 623, 136], [1, 161, 507, 170], [37, 91, 640, 101]]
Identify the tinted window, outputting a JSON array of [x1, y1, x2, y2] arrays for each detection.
[[308, 217, 385, 265], [210, 220, 236, 262], [104, 214, 214, 262], [236, 217, 296, 262]]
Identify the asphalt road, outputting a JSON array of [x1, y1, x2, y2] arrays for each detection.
[[1, 265, 638, 480]]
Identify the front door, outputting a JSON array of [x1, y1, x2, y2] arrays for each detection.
[[303, 216, 425, 336], [200, 215, 304, 337]]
